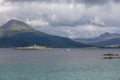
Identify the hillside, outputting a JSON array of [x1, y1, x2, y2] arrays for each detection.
[[0, 19, 91, 48], [74, 32, 120, 47]]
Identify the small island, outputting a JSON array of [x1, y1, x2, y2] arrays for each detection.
[[14, 44, 52, 50]]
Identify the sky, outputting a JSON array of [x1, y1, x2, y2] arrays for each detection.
[[0, 0, 120, 38]]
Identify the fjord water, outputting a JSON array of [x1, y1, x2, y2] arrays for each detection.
[[0, 48, 120, 80]]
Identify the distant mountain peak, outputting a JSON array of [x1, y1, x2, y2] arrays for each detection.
[[0, 19, 34, 31], [0, 19, 91, 48], [103, 32, 111, 35], [7, 19, 26, 25], [74, 32, 120, 47], [100, 32, 111, 37], [100, 32, 120, 38], [8, 19, 19, 22]]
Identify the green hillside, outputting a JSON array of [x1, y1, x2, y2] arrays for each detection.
[[0, 19, 91, 48]]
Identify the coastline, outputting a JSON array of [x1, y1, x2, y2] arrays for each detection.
[[13, 45, 52, 50]]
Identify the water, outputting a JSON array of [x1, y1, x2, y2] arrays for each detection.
[[0, 48, 120, 80]]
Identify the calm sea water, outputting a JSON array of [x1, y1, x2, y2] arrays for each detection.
[[0, 48, 120, 80]]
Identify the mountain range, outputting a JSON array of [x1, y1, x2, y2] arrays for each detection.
[[74, 32, 120, 47], [0, 19, 91, 48]]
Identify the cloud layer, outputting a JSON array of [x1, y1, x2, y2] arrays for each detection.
[[0, 0, 120, 38]]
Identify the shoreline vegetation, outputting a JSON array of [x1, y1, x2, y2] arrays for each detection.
[[13, 46, 120, 50], [14, 45, 52, 50]]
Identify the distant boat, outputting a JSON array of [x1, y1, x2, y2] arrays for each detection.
[[66, 48, 70, 52]]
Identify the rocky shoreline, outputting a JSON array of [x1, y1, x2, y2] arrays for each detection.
[[103, 53, 120, 59]]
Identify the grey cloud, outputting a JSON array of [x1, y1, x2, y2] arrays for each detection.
[[78, 0, 109, 5], [5, 0, 74, 3], [5, 0, 120, 4], [114, 0, 120, 2], [1, 0, 120, 38], [1, 0, 120, 27], [37, 25, 120, 38]]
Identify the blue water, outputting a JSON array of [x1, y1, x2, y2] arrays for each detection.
[[0, 48, 120, 80]]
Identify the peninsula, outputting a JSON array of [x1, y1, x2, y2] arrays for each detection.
[[14, 45, 52, 50]]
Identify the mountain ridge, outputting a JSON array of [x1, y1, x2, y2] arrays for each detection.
[[0, 19, 34, 31], [0, 19, 91, 48], [74, 32, 120, 47]]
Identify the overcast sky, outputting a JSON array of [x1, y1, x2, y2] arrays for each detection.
[[0, 0, 120, 38]]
